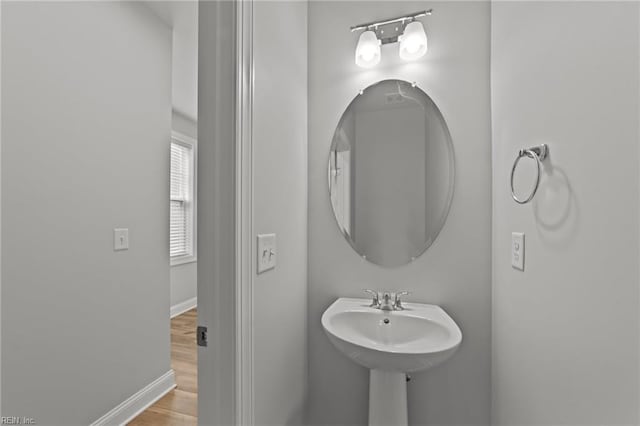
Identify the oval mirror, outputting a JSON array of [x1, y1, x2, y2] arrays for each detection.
[[328, 79, 454, 267]]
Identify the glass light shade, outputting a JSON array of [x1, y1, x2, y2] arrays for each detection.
[[355, 30, 381, 68], [399, 21, 428, 61]]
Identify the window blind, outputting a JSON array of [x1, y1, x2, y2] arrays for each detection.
[[170, 141, 194, 258]]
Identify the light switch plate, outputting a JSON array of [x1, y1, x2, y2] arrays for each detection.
[[257, 233, 276, 274], [511, 232, 524, 271], [114, 228, 129, 251]]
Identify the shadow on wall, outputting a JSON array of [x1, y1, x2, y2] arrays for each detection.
[[532, 148, 580, 248]]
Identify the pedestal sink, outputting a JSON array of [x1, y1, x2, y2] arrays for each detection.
[[321, 297, 462, 426]]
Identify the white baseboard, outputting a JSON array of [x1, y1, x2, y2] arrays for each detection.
[[91, 369, 176, 426], [170, 297, 197, 318]]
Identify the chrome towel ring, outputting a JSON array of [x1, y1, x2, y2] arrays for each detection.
[[510, 144, 549, 204]]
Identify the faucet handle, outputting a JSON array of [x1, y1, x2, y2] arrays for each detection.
[[363, 289, 380, 308], [394, 291, 410, 310]]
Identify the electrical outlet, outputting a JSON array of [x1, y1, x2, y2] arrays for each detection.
[[511, 232, 524, 271]]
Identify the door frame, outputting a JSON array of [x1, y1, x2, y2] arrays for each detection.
[[197, 0, 254, 424], [235, 0, 254, 424]]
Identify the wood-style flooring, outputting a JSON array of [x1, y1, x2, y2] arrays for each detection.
[[129, 309, 197, 426]]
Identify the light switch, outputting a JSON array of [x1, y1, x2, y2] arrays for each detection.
[[257, 233, 276, 274], [114, 228, 129, 251], [511, 232, 524, 271]]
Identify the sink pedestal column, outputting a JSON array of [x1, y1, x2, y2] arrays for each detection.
[[368, 369, 408, 426]]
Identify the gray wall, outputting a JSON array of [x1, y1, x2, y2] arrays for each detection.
[[308, 2, 492, 424], [1, 2, 172, 424], [171, 110, 197, 310], [491, 2, 640, 424], [253, 2, 308, 424], [1, 2, 3, 415], [170, 260, 197, 309], [173, 110, 197, 140]]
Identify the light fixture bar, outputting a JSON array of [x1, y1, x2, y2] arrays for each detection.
[[350, 9, 432, 32]]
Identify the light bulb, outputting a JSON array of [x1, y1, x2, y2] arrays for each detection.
[[361, 49, 375, 61], [399, 21, 427, 61], [355, 30, 381, 68]]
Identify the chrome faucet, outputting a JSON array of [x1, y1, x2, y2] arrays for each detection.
[[363, 289, 410, 311], [393, 291, 409, 310], [379, 292, 394, 311], [363, 289, 380, 308]]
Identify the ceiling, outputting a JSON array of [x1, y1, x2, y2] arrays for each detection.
[[145, 1, 198, 122]]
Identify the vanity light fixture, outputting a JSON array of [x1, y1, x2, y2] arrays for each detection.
[[355, 30, 381, 68], [351, 10, 431, 68], [399, 21, 428, 60]]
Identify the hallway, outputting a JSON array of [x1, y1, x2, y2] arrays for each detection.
[[129, 309, 198, 425]]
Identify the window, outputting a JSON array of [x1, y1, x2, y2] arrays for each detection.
[[170, 132, 197, 265]]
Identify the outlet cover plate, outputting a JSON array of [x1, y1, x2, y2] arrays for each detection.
[[511, 232, 524, 271]]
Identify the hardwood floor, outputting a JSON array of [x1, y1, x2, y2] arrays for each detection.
[[129, 309, 197, 426]]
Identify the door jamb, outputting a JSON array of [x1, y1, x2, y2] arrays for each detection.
[[235, 1, 254, 424]]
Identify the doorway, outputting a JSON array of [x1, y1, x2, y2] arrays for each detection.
[[129, 1, 199, 425]]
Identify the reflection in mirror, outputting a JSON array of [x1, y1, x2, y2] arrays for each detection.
[[328, 80, 454, 267]]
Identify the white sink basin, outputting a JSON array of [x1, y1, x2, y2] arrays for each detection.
[[321, 297, 462, 425], [322, 297, 462, 372]]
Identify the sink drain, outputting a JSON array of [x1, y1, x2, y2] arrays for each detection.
[[383, 318, 390, 324]]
